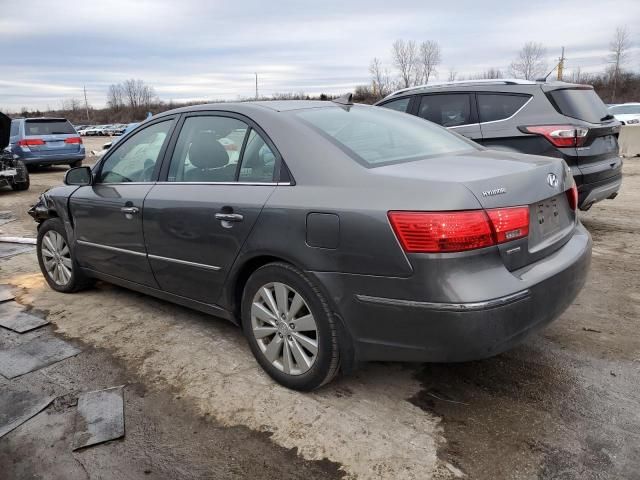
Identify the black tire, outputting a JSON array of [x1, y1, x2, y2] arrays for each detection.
[[241, 262, 340, 391], [36, 218, 93, 293], [69, 160, 83, 168], [9, 160, 30, 191]]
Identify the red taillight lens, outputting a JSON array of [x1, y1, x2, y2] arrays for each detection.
[[520, 125, 588, 148], [64, 137, 82, 144], [566, 185, 578, 210], [17, 138, 45, 146], [388, 207, 530, 253], [388, 211, 493, 253], [486, 207, 529, 243]]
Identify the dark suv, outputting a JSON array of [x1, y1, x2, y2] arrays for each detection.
[[376, 79, 622, 210]]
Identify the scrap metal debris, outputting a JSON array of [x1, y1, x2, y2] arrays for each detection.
[[0, 284, 14, 302], [0, 386, 54, 439], [73, 386, 125, 450], [0, 301, 49, 333], [0, 336, 81, 379]]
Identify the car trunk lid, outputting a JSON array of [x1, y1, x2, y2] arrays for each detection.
[[22, 119, 81, 155], [377, 150, 577, 270]]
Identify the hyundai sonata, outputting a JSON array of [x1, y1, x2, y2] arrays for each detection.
[[29, 97, 591, 390]]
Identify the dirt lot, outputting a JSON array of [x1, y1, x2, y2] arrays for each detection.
[[0, 140, 638, 479]]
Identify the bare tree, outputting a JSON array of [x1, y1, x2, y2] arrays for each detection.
[[470, 67, 504, 80], [121, 79, 157, 110], [447, 68, 457, 82], [608, 26, 631, 103], [509, 42, 547, 80], [369, 57, 393, 98], [417, 40, 441, 85], [61, 98, 81, 112], [392, 39, 418, 88], [107, 84, 125, 110]]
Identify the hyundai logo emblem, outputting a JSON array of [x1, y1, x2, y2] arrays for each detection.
[[547, 173, 558, 188]]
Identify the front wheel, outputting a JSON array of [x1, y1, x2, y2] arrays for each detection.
[[241, 262, 340, 391], [69, 160, 83, 168], [37, 218, 93, 293]]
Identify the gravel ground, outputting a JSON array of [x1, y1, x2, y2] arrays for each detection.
[[0, 142, 638, 479]]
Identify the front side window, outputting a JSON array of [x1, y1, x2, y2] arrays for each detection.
[[418, 94, 472, 127], [168, 116, 249, 182], [380, 97, 410, 113], [98, 120, 172, 183], [477, 94, 530, 123], [296, 105, 476, 167]]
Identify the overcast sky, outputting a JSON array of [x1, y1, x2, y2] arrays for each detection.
[[1, 0, 639, 111]]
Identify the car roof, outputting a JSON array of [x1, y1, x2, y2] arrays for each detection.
[[153, 100, 342, 119], [379, 79, 587, 101]]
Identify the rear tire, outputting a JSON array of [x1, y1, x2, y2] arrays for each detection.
[[241, 262, 340, 391], [37, 218, 93, 293], [9, 160, 30, 191]]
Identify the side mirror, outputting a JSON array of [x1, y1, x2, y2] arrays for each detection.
[[64, 166, 93, 186]]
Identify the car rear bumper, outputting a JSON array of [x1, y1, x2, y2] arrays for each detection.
[[18, 152, 85, 165], [578, 172, 622, 209], [310, 223, 591, 363]]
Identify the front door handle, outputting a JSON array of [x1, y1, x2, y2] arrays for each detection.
[[215, 213, 243, 222], [121, 206, 140, 215]]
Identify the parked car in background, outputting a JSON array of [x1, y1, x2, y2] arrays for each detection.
[[29, 99, 591, 390], [93, 122, 142, 157], [104, 124, 128, 136], [608, 103, 640, 125], [376, 79, 622, 211], [8, 117, 85, 168], [77, 126, 94, 136], [0, 112, 29, 191]]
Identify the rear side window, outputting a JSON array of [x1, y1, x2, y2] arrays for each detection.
[[418, 94, 473, 127], [380, 97, 410, 113], [10, 121, 19, 137], [477, 94, 530, 123], [547, 88, 610, 124], [24, 119, 75, 135], [295, 106, 476, 167]]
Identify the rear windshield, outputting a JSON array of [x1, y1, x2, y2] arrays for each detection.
[[25, 119, 75, 135], [547, 88, 610, 124], [295, 106, 476, 167]]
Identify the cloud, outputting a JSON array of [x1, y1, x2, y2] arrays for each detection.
[[1, 0, 638, 111]]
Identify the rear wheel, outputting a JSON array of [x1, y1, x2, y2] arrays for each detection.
[[241, 262, 340, 391], [37, 218, 93, 293], [9, 160, 30, 191]]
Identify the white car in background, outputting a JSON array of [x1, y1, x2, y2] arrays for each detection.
[[608, 103, 640, 125]]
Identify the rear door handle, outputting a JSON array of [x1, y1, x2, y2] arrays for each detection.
[[121, 206, 140, 215], [215, 213, 244, 222]]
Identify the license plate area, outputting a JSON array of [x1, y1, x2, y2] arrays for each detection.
[[534, 197, 562, 238]]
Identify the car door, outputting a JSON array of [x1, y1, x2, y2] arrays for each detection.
[[142, 113, 279, 304], [69, 117, 176, 287], [414, 93, 481, 141]]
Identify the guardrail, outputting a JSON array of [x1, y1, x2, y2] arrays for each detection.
[[619, 125, 640, 158]]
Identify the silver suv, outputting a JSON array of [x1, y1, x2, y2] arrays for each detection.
[[376, 79, 622, 210]]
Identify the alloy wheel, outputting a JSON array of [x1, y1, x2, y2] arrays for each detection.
[[251, 282, 319, 375], [41, 230, 72, 286]]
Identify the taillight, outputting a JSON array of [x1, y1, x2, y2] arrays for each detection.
[[388, 207, 529, 253], [485, 207, 529, 243], [17, 138, 45, 147], [519, 125, 588, 147], [566, 185, 578, 210], [65, 137, 82, 144]]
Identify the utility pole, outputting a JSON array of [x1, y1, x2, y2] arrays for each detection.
[[255, 73, 259, 100], [83, 85, 91, 123], [557, 47, 565, 81]]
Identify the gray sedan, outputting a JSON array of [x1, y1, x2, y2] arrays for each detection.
[[29, 99, 591, 390]]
